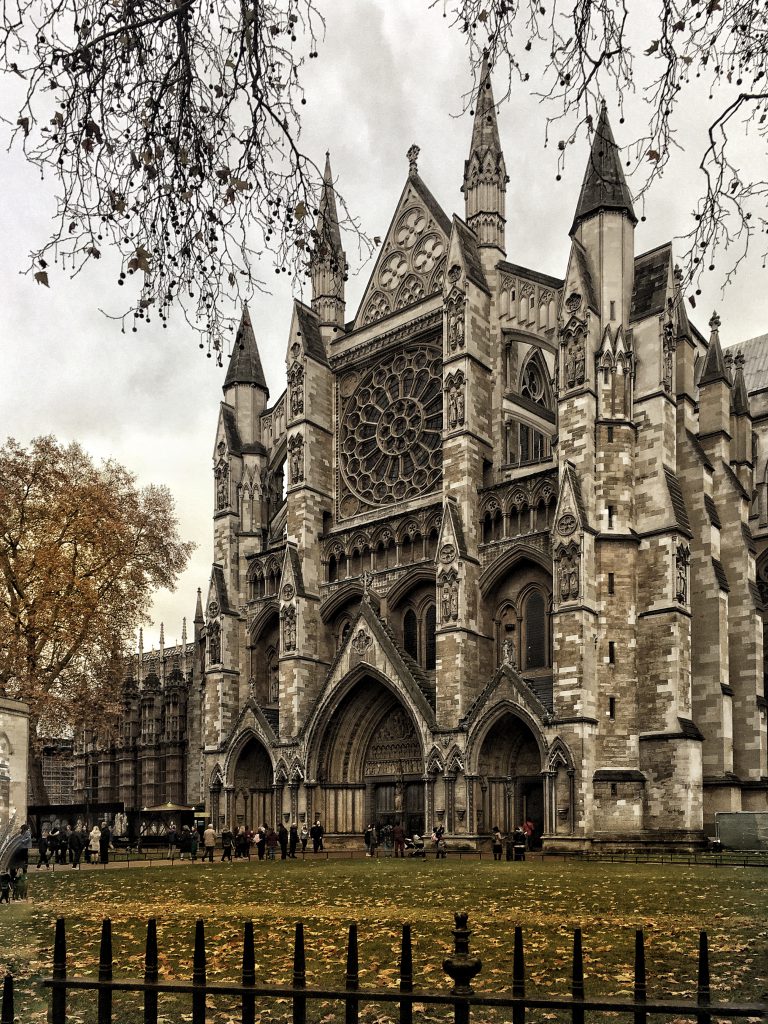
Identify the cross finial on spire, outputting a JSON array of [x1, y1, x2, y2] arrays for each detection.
[[407, 144, 420, 177]]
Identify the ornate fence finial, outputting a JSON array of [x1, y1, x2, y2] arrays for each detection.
[[443, 912, 482, 995]]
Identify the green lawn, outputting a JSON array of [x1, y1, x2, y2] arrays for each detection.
[[2, 858, 766, 1023]]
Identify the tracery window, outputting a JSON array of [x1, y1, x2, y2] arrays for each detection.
[[522, 590, 549, 670], [402, 603, 437, 670], [521, 361, 545, 405], [506, 419, 550, 466], [424, 603, 437, 670]]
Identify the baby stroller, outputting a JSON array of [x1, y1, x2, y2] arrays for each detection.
[[405, 834, 426, 859]]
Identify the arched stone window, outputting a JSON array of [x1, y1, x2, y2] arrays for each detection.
[[404, 609, 418, 660], [329, 554, 338, 583], [522, 589, 548, 670], [424, 603, 437, 670]]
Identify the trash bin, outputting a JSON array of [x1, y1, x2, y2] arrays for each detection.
[[513, 843, 526, 861]]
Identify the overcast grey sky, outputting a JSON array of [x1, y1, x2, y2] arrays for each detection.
[[1, 1, 764, 653]]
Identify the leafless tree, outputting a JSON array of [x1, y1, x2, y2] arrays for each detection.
[[438, 0, 768, 305], [2, 0, 361, 358]]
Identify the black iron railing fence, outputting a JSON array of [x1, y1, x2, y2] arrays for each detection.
[[1, 912, 766, 1024]]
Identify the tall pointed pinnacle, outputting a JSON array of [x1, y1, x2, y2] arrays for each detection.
[[731, 352, 750, 415], [137, 627, 144, 687], [224, 304, 268, 392], [311, 151, 346, 329], [181, 617, 188, 677], [462, 52, 507, 253], [699, 311, 731, 388], [570, 101, 637, 236], [317, 153, 342, 257], [194, 587, 204, 624]]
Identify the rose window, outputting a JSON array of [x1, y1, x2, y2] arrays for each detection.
[[413, 234, 445, 275], [339, 344, 443, 507], [379, 252, 409, 291], [395, 208, 427, 249]]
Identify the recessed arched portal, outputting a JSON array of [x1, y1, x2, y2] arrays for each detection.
[[476, 711, 544, 842], [232, 736, 273, 829], [316, 675, 425, 837]]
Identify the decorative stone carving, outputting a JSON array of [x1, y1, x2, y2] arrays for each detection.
[[288, 434, 304, 485], [675, 543, 690, 604], [215, 458, 229, 510], [281, 605, 297, 652], [563, 328, 586, 389], [338, 344, 442, 511], [208, 600, 219, 618], [351, 629, 372, 654], [502, 636, 515, 666], [207, 622, 221, 665], [289, 362, 304, 418], [557, 512, 577, 536], [445, 287, 466, 352], [282, 583, 295, 601], [438, 568, 460, 623], [556, 541, 580, 602], [565, 291, 582, 313], [445, 369, 466, 429], [439, 543, 457, 564]]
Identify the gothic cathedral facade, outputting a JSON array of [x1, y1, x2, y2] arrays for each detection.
[[199, 64, 768, 848]]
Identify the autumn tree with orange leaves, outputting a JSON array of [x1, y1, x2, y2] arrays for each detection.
[[0, 436, 194, 802]]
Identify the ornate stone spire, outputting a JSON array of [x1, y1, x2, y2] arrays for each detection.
[[699, 311, 731, 388], [224, 304, 268, 392], [137, 627, 144, 687], [194, 587, 204, 624], [311, 152, 346, 328], [731, 352, 750, 416], [570, 101, 636, 236], [462, 53, 507, 252], [181, 617, 188, 677]]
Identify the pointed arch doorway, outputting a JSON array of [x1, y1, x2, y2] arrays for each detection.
[[315, 674, 426, 837], [475, 710, 544, 842], [232, 736, 273, 828]]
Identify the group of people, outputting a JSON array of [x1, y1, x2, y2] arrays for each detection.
[[171, 819, 326, 862], [363, 822, 447, 858], [491, 820, 535, 860], [0, 865, 28, 902], [36, 822, 113, 868]]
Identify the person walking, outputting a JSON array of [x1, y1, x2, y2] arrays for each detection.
[[221, 825, 233, 862], [300, 824, 309, 854], [18, 824, 33, 871], [202, 823, 216, 862], [168, 825, 178, 859], [364, 823, 378, 857], [256, 825, 266, 861], [432, 824, 446, 859], [278, 822, 289, 860], [99, 821, 111, 865], [37, 832, 50, 869], [189, 825, 199, 862], [491, 826, 504, 861], [89, 825, 102, 863], [288, 823, 299, 858], [392, 821, 405, 858]]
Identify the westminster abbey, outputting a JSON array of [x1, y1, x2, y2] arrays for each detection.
[[75, 62, 768, 849]]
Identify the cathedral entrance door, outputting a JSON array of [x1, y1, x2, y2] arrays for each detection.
[[232, 737, 273, 828], [373, 781, 425, 837], [476, 712, 544, 839], [315, 674, 426, 837]]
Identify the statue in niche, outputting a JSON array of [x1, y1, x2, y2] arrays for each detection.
[[502, 627, 516, 666], [563, 330, 586, 389], [448, 389, 458, 428], [662, 311, 676, 394], [675, 544, 690, 604], [446, 290, 465, 352], [558, 544, 580, 601], [282, 606, 297, 651], [215, 461, 229, 509], [394, 780, 404, 811], [449, 581, 459, 621], [289, 363, 304, 418], [442, 581, 451, 623], [288, 435, 304, 485]]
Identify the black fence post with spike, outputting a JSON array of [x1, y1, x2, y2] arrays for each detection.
[[571, 928, 584, 1024], [192, 918, 207, 1024], [144, 919, 158, 1024], [512, 925, 525, 1024], [345, 923, 359, 1024], [634, 929, 647, 1024], [97, 918, 113, 1024], [1, 974, 13, 1024], [51, 917, 67, 1024], [293, 922, 306, 1024], [399, 923, 413, 1024], [242, 922, 256, 1024], [697, 930, 711, 1024]]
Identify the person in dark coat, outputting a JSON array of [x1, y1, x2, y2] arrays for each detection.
[[178, 826, 192, 860], [310, 819, 324, 853], [37, 832, 50, 869], [265, 827, 278, 860], [278, 822, 289, 860], [256, 825, 266, 861], [69, 826, 83, 868], [288, 823, 298, 858], [99, 822, 111, 865]]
